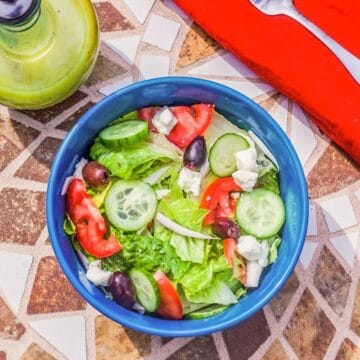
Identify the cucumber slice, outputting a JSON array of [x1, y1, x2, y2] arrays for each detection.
[[236, 188, 285, 238], [184, 304, 229, 319], [209, 133, 249, 177], [99, 120, 149, 147], [105, 180, 157, 231], [129, 268, 160, 312]]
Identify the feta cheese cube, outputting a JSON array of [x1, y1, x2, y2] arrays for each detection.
[[151, 107, 178, 135], [232, 170, 258, 192], [237, 235, 263, 261], [235, 147, 257, 171], [245, 261, 263, 288], [258, 241, 269, 267], [177, 167, 202, 196], [86, 260, 113, 286]]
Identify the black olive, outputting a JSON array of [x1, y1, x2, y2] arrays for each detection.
[[183, 136, 207, 170], [108, 272, 136, 309], [212, 218, 241, 239], [82, 161, 109, 189]]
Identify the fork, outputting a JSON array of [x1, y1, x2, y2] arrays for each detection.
[[249, 0, 360, 83]]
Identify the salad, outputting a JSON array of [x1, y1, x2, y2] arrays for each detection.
[[63, 104, 285, 320]]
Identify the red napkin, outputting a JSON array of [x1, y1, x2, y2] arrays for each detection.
[[174, 0, 360, 164]]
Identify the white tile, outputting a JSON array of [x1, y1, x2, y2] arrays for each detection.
[[99, 76, 134, 96], [30, 316, 86, 360], [289, 103, 317, 166], [138, 54, 170, 80], [189, 53, 257, 78], [123, 0, 155, 24], [163, 0, 190, 20], [105, 36, 141, 65], [0, 252, 32, 312], [321, 196, 357, 232], [143, 15, 180, 51], [330, 232, 359, 267], [269, 97, 288, 133], [212, 79, 273, 99], [307, 203, 317, 236], [300, 242, 318, 269]]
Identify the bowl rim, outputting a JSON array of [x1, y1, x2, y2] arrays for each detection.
[[46, 76, 308, 337]]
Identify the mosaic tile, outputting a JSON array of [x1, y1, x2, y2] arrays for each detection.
[[263, 340, 289, 360], [268, 97, 288, 133], [0, 352, 5, 360], [123, 0, 156, 24], [0, 188, 45, 245], [189, 52, 257, 78], [168, 336, 219, 360], [314, 246, 351, 316], [289, 103, 317, 166], [99, 76, 134, 96], [163, 0, 190, 20], [299, 241, 318, 270], [105, 36, 141, 65], [0, 135, 20, 172], [223, 311, 270, 360], [94, 2, 134, 32], [143, 15, 180, 51], [350, 281, 360, 337], [336, 338, 360, 360], [95, 315, 151, 360], [307, 203, 318, 236], [27, 256, 86, 314], [211, 79, 273, 99], [321, 195, 357, 233], [307, 143, 360, 199], [15, 137, 62, 183], [270, 273, 300, 321], [330, 232, 359, 268], [22, 91, 88, 124], [0, 252, 32, 312], [284, 288, 335, 359], [0, 296, 25, 340], [85, 55, 127, 87], [177, 23, 220, 69], [30, 315, 86, 360], [7, 119, 40, 148], [138, 54, 170, 80], [20, 343, 56, 360], [56, 102, 94, 132]]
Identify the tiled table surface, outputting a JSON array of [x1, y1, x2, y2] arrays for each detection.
[[0, 0, 359, 359]]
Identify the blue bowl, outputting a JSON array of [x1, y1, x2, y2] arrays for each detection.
[[47, 77, 308, 337]]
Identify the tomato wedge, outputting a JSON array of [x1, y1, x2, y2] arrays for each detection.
[[66, 179, 121, 258], [223, 238, 246, 285], [153, 270, 183, 320], [167, 104, 213, 148], [201, 178, 241, 225], [137, 107, 160, 132]]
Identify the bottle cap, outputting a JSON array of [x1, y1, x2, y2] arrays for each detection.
[[0, 0, 38, 25]]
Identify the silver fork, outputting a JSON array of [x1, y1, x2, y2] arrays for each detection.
[[249, 0, 360, 84]]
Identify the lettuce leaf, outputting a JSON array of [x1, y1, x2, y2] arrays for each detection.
[[90, 139, 177, 180], [158, 186, 208, 232], [257, 169, 280, 195], [267, 235, 282, 264], [180, 263, 213, 294], [170, 234, 206, 264]]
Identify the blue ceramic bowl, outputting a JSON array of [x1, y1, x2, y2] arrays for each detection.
[[47, 77, 308, 337]]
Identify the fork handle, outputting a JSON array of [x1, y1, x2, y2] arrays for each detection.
[[285, 8, 360, 84]]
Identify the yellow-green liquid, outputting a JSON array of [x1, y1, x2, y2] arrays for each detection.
[[0, 0, 99, 109]]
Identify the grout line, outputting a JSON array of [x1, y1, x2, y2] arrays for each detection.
[[212, 332, 231, 360]]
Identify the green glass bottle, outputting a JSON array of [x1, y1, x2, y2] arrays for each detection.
[[0, 0, 99, 109]]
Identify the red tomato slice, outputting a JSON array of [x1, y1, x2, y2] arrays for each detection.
[[137, 107, 160, 132], [167, 104, 214, 148], [223, 238, 246, 285], [153, 270, 183, 320], [66, 179, 121, 258], [201, 178, 241, 224]]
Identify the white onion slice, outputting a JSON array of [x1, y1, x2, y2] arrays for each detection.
[[200, 159, 209, 178], [245, 261, 263, 288], [61, 176, 74, 196], [156, 213, 219, 240], [133, 302, 146, 314], [143, 165, 171, 185], [248, 131, 279, 169], [77, 250, 90, 270], [155, 189, 170, 199], [73, 157, 89, 179]]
